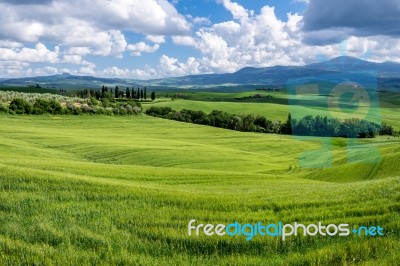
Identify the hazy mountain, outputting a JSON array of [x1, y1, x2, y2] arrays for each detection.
[[0, 72, 143, 89], [1, 56, 399, 90], [306, 56, 400, 74]]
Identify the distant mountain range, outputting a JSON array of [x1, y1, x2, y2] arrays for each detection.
[[1, 56, 399, 90]]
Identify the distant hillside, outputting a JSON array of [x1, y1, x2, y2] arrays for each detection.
[[0, 56, 399, 90], [0, 73, 143, 90]]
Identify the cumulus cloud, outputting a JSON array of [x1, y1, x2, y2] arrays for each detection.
[[146, 35, 166, 44], [0, 0, 190, 39], [158, 55, 202, 76], [0, 43, 59, 63], [33, 66, 59, 76], [79, 61, 96, 76], [165, 0, 400, 76], [99, 65, 158, 79], [172, 36, 197, 46], [102, 67, 131, 78], [1, 0, 400, 79], [219, 0, 250, 21], [126, 42, 160, 56], [63, 54, 83, 65], [0, 61, 30, 76], [132, 65, 158, 79], [302, 0, 400, 44], [0, 40, 23, 48], [0, 0, 190, 61], [169, 1, 308, 73]]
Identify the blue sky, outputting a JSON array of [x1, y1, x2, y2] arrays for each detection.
[[0, 0, 399, 79]]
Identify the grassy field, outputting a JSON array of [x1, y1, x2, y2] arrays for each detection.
[[146, 90, 400, 129], [0, 114, 399, 265]]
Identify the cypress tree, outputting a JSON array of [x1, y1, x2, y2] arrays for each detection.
[[115, 86, 119, 99]]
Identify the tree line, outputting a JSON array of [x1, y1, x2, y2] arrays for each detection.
[[0, 96, 141, 116], [145, 106, 398, 138], [77, 86, 156, 101]]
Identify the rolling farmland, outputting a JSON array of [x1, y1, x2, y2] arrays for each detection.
[[0, 114, 399, 264]]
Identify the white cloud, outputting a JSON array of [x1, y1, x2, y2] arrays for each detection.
[[1, 0, 400, 79], [127, 42, 159, 56], [186, 15, 211, 26], [219, 0, 249, 21], [46, 19, 129, 57], [146, 35, 166, 44], [0, 40, 23, 48], [168, 0, 400, 75], [102, 66, 131, 77], [67, 47, 91, 56], [100, 65, 158, 79], [0, 61, 30, 76], [0, 0, 190, 42], [172, 36, 197, 46], [0, 0, 190, 71], [79, 64, 96, 76], [158, 55, 201, 76], [132, 65, 158, 79], [0, 43, 59, 63], [63, 54, 82, 65], [34, 66, 59, 76]]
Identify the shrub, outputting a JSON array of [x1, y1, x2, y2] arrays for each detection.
[[112, 108, 119, 115], [49, 99, 62, 114], [118, 106, 127, 115], [102, 98, 111, 108], [125, 104, 133, 115], [95, 107, 105, 115], [89, 98, 99, 106], [0, 103, 8, 113], [33, 98, 50, 114], [9, 98, 33, 114], [104, 108, 114, 116], [132, 106, 141, 114]]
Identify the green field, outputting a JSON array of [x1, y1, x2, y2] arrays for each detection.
[[0, 114, 399, 265], [146, 90, 400, 129]]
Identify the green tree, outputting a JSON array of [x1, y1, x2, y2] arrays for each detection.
[[151, 91, 156, 101], [140, 89, 144, 100], [144, 87, 147, 100], [380, 123, 395, 136], [280, 113, 292, 135], [126, 87, 131, 99]]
